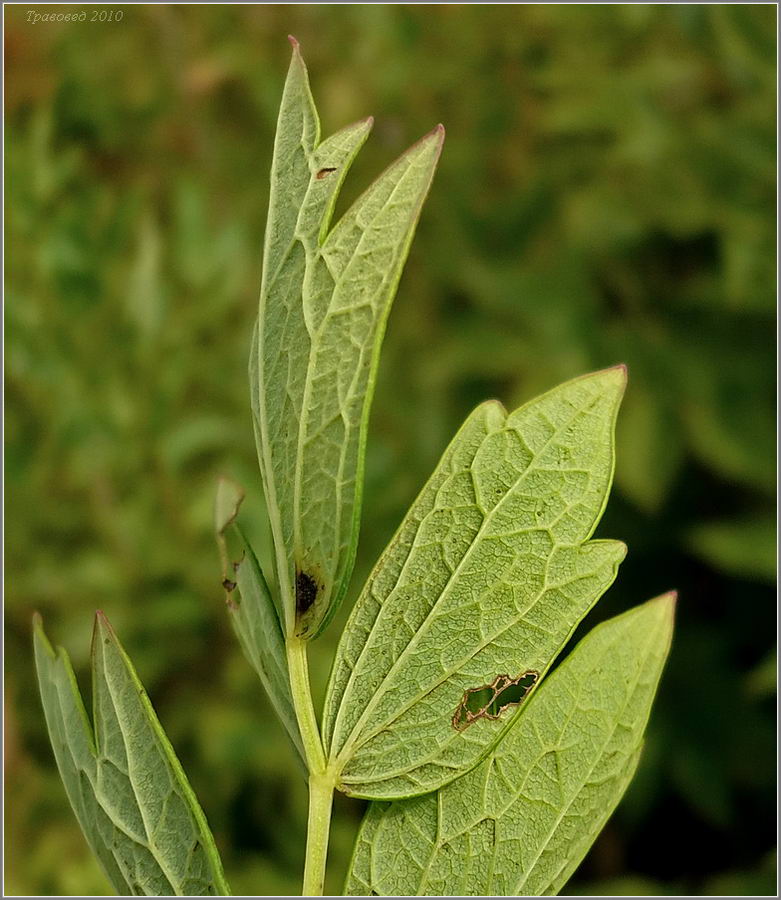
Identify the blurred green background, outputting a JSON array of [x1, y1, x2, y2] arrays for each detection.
[[5, 4, 776, 896]]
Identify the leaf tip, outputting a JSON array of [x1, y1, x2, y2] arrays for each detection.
[[651, 589, 678, 620], [92, 611, 124, 664], [214, 476, 245, 535], [93, 609, 114, 641], [426, 122, 446, 150], [32, 611, 53, 657], [628, 592, 677, 654], [287, 34, 300, 50], [406, 123, 446, 160], [601, 362, 628, 391]]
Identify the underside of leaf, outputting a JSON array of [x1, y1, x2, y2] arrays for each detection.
[[253, 40, 444, 640], [33, 613, 230, 897], [345, 592, 675, 896], [214, 477, 305, 766], [323, 367, 627, 799]]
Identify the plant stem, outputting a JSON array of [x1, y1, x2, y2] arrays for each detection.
[[303, 771, 335, 896], [287, 636, 334, 895], [287, 637, 326, 773]]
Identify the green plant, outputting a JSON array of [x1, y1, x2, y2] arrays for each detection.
[[34, 39, 674, 897]]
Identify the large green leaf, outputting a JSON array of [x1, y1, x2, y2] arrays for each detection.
[[253, 38, 444, 640], [214, 477, 305, 766], [33, 613, 230, 896], [345, 592, 675, 896], [323, 368, 627, 799]]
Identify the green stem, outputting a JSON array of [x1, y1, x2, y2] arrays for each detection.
[[287, 637, 334, 895], [287, 637, 326, 773], [303, 771, 335, 896]]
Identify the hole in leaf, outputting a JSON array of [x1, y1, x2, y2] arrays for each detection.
[[452, 671, 538, 731], [316, 167, 337, 179], [295, 570, 319, 615]]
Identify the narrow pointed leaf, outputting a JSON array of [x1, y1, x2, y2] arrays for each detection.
[[214, 477, 305, 767], [345, 592, 675, 896], [323, 368, 627, 799], [33, 613, 230, 896], [253, 39, 444, 639]]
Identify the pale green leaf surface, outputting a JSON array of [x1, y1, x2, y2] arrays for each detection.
[[33, 613, 230, 896], [254, 40, 443, 639], [213, 476, 304, 766], [214, 475, 245, 537], [345, 593, 675, 896], [323, 368, 627, 799], [229, 527, 306, 768]]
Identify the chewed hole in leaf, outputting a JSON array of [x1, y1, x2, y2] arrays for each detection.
[[452, 671, 538, 731]]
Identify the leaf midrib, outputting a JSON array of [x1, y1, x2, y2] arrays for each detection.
[[292, 149, 423, 624], [508, 617, 660, 894], [99, 649, 184, 895]]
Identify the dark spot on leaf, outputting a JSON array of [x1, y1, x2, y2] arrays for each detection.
[[296, 570, 318, 615], [232, 552, 245, 573], [104, 637, 110, 645], [452, 671, 538, 731], [316, 167, 337, 179], [222, 577, 237, 592]]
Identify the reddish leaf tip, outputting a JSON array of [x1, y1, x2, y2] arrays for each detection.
[[598, 363, 628, 392], [288, 34, 300, 50], [649, 590, 678, 617], [94, 609, 113, 634]]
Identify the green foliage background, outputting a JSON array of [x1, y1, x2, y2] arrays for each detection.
[[5, 4, 776, 896]]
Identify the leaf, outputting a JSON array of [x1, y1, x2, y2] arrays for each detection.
[[253, 38, 444, 639], [686, 514, 776, 583], [614, 379, 683, 514], [33, 613, 231, 897], [214, 477, 305, 767], [214, 475, 245, 539], [345, 592, 676, 896], [323, 367, 627, 799]]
